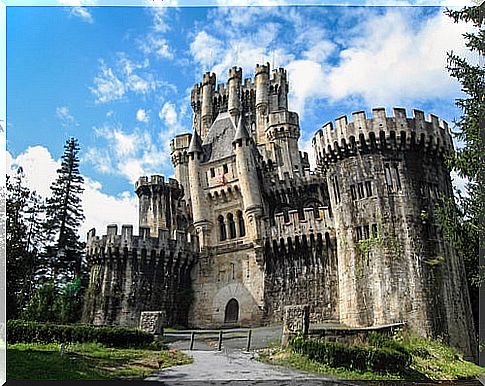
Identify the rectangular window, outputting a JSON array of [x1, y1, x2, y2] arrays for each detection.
[[371, 224, 378, 238], [350, 185, 357, 200], [363, 225, 370, 239], [332, 175, 341, 204], [393, 164, 402, 191], [223, 164, 228, 174], [365, 181, 372, 197], [356, 226, 363, 241], [358, 183, 365, 199], [384, 163, 394, 192], [210, 168, 215, 178]]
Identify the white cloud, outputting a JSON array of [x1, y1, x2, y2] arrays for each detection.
[[138, 35, 174, 60], [87, 124, 172, 184], [91, 61, 125, 103], [136, 108, 149, 123], [91, 56, 161, 104], [188, 7, 471, 117], [56, 106, 78, 128], [70, 7, 93, 23], [7, 146, 138, 239]]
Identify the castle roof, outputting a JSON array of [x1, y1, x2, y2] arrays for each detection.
[[201, 112, 236, 163], [187, 128, 203, 154], [233, 116, 250, 143]]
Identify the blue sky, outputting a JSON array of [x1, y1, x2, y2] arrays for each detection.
[[6, 3, 474, 237]]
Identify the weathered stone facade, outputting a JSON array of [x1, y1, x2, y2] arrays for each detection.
[[83, 64, 476, 358]]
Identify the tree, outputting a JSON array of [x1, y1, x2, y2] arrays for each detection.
[[44, 138, 85, 284], [6, 168, 46, 319], [441, 4, 484, 336]]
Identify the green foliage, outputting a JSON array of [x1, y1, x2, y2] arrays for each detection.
[[6, 167, 46, 319], [21, 283, 59, 323], [289, 335, 411, 374], [438, 3, 484, 334], [264, 331, 484, 380], [7, 320, 154, 348]]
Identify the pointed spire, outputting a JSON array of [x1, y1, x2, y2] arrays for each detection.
[[233, 116, 250, 144], [188, 128, 203, 154]]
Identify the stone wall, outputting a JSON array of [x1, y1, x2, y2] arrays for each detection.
[[82, 226, 197, 328], [263, 231, 339, 324]]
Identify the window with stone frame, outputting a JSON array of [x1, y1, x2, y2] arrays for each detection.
[[227, 213, 237, 239], [218, 215, 227, 241], [365, 181, 373, 197]]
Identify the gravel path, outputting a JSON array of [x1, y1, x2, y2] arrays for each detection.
[[146, 325, 357, 385], [145, 349, 350, 385]]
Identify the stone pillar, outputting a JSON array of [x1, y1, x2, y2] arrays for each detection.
[[281, 304, 309, 347], [139, 311, 165, 335]]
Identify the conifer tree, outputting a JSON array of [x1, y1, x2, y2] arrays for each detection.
[[44, 138, 85, 284], [440, 3, 484, 334]]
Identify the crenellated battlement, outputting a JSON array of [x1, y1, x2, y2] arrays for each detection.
[[255, 62, 270, 76], [263, 206, 333, 242], [262, 166, 325, 191], [203, 72, 216, 85], [135, 175, 180, 191], [312, 107, 454, 166], [266, 110, 299, 129], [228, 66, 242, 80], [86, 224, 197, 260]]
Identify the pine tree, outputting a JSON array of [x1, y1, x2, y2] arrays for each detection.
[[44, 138, 85, 284], [440, 4, 484, 335]]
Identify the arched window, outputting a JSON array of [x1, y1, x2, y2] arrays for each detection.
[[228, 213, 237, 239], [237, 210, 246, 237], [218, 215, 227, 241]]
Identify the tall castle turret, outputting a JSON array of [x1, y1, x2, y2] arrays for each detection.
[[312, 107, 476, 358], [232, 117, 263, 243]]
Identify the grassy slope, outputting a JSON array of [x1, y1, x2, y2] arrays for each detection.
[[8, 343, 192, 380], [259, 332, 485, 381]]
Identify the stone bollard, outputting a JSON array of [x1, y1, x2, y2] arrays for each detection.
[[281, 305, 309, 348], [139, 311, 165, 335]]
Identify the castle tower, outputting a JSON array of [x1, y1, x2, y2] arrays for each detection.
[[135, 175, 182, 236], [187, 128, 211, 248], [201, 72, 216, 140], [170, 133, 191, 201], [255, 63, 270, 145], [233, 117, 263, 243], [312, 107, 476, 359], [227, 66, 242, 124]]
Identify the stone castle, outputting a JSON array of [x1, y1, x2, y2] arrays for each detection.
[[83, 64, 476, 357]]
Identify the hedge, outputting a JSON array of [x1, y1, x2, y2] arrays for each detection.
[[7, 320, 154, 348], [290, 335, 412, 373]]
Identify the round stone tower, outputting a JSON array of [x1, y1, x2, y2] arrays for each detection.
[[312, 107, 476, 359]]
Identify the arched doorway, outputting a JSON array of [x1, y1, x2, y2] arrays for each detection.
[[224, 298, 239, 324]]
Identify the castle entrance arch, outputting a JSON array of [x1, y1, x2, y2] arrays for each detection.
[[224, 298, 239, 324]]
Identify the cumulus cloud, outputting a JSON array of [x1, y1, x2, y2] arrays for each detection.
[[7, 146, 138, 239], [136, 108, 149, 123]]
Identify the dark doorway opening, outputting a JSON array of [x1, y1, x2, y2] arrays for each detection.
[[224, 298, 239, 324]]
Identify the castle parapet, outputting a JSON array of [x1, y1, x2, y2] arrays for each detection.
[[86, 224, 197, 262], [312, 107, 454, 166], [263, 206, 333, 241]]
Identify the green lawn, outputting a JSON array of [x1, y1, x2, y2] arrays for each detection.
[[8, 342, 192, 380], [259, 332, 485, 381]]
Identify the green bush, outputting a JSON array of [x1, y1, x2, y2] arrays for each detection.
[[7, 320, 154, 348], [289, 335, 411, 374]]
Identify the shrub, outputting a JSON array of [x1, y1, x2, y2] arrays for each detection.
[[289, 335, 411, 374], [7, 320, 154, 348]]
